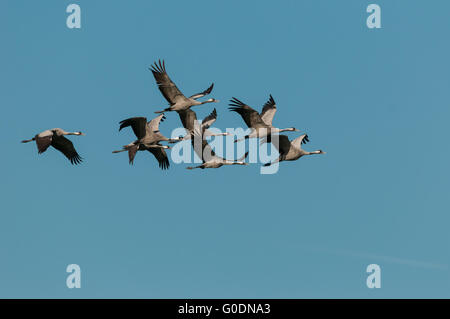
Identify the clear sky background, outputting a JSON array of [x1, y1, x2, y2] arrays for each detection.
[[1, 0, 449, 298]]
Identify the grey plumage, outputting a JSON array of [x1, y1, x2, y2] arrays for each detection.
[[113, 114, 172, 169], [229, 95, 299, 142], [150, 60, 218, 113], [261, 134, 324, 166], [175, 108, 230, 141], [186, 116, 248, 170], [21, 128, 85, 165]]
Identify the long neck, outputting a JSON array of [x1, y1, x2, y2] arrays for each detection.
[[224, 160, 245, 165], [307, 150, 322, 155], [201, 99, 214, 105], [210, 132, 229, 137], [279, 127, 294, 132]]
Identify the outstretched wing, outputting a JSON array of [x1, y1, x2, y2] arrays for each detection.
[[35, 130, 53, 154], [261, 134, 291, 156], [147, 147, 170, 170], [190, 125, 215, 163], [128, 144, 139, 165], [119, 117, 147, 139], [150, 60, 187, 106], [201, 108, 217, 129], [260, 94, 277, 126], [51, 135, 83, 165], [147, 114, 166, 133], [189, 83, 214, 100], [291, 134, 309, 150], [229, 97, 268, 129], [177, 109, 197, 131]]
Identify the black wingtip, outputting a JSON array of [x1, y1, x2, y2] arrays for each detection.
[[70, 155, 83, 165], [263, 94, 276, 108], [228, 97, 246, 107], [159, 158, 170, 170], [303, 134, 310, 144], [118, 120, 129, 132], [150, 59, 166, 74], [205, 83, 214, 94]]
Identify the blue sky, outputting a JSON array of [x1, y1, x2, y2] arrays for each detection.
[[1, 0, 449, 298]]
